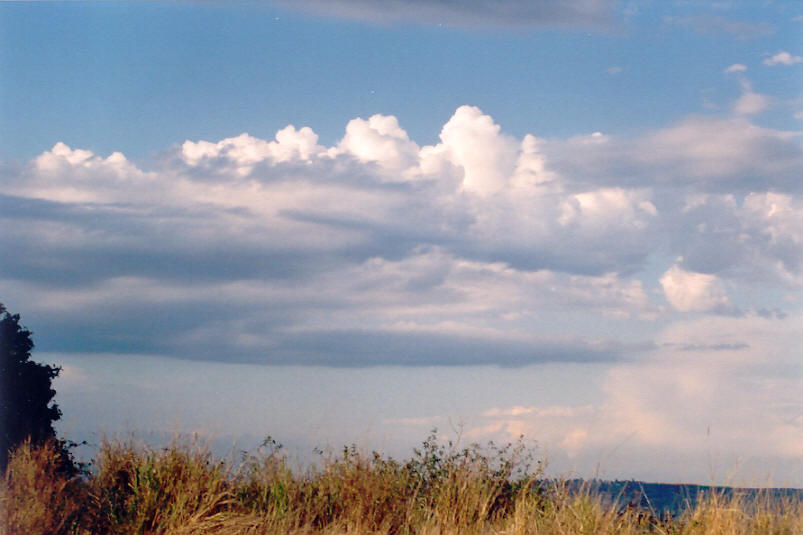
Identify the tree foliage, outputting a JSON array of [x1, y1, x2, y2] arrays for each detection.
[[0, 302, 62, 470]]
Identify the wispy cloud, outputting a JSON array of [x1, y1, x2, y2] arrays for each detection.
[[466, 312, 803, 478], [724, 63, 747, 73], [763, 50, 803, 66], [724, 73, 771, 116], [269, 0, 617, 29], [663, 15, 774, 40]]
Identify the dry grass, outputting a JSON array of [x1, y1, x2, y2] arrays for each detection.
[[0, 439, 86, 535], [1, 434, 800, 535]]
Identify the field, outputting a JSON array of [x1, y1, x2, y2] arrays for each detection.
[[2, 435, 800, 535]]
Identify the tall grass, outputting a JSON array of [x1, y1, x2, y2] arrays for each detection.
[[1, 434, 800, 534], [0, 439, 85, 535]]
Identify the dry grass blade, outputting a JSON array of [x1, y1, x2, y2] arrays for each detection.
[[1, 433, 800, 534]]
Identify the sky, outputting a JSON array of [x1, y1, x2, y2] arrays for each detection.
[[0, 0, 801, 486]]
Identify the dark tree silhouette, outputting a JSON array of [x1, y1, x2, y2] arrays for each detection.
[[0, 302, 63, 470]]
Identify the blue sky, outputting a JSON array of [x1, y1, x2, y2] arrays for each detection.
[[1, 1, 801, 485], [3, 1, 800, 159]]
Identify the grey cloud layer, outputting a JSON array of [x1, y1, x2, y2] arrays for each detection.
[[1, 107, 800, 365], [547, 118, 803, 194], [270, 0, 617, 29]]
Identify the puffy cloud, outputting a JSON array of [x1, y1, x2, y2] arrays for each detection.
[[733, 90, 770, 115], [511, 134, 556, 189], [739, 192, 803, 285], [3, 105, 802, 483], [763, 51, 803, 66], [731, 76, 770, 116], [5, 142, 153, 204], [335, 114, 420, 177], [559, 188, 656, 229], [658, 191, 803, 289], [181, 126, 323, 175], [659, 264, 733, 313], [473, 404, 598, 458], [432, 105, 518, 195], [1, 106, 801, 367], [724, 63, 747, 73]]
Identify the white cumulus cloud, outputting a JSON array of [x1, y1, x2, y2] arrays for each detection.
[[432, 105, 518, 195], [1, 105, 800, 368], [335, 114, 420, 177]]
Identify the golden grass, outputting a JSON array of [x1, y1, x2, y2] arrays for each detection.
[[0, 439, 86, 535], [1, 434, 800, 535]]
